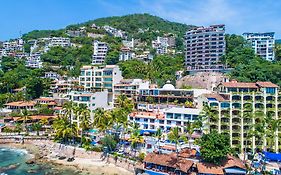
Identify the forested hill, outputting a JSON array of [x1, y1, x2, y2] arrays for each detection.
[[86, 13, 195, 38], [22, 13, 195, 41]]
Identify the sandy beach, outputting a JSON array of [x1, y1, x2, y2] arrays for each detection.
[[0, 139, 134, 175]]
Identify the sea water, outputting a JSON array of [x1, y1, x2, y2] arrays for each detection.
[[0, 147, 83, 175]]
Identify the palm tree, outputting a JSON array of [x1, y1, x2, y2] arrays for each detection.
[[200, 104, 218, 133], [78, 104, 91, 146], [185, 121, 196, 148], [168, 127, 186, 158], [19, 109, 32, 134], [52, 116, 78, 143], [129, 129, 144, 157], [31, 122, 42, 136], [93, 108, 113, 132], [153, 128, 162, 153]]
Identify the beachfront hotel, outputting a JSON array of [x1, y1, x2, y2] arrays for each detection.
[[129, 107, 201, 133], [67, 91, 111, 127], [199, 81, 280, 152], [243, 32, 275, 61], [79, 65, 123, 103]]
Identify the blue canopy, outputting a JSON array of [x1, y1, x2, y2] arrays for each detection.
[[263, 151, 281, 162], [140, 129, 156, 135]]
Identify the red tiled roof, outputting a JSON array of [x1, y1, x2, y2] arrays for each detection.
[[256, 82, 279, 88], [5, 101, 36, 107], [197, 163, 224, 175], [197, 156, 246, 175], [178, 148, 197, 158], [144, 153, 193, 172], [221, 82, 258, 88], [13, 115, 57, 121], [36, 97, 55, 102]]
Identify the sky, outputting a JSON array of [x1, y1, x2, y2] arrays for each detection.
[[1, 0, 281, 40]]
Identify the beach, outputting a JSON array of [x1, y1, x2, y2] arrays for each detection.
[[0, 139, 134, 175]]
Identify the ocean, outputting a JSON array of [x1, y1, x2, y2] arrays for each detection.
[[0, 147, 83, 175]]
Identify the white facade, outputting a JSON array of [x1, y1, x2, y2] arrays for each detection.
[[119, 47, 135, 61], [26, 52, 43, 68], [48, 37, 71, 47], [79, 65, 123, 103], [92, 40, 108, 65], [152, 36, 168, 55], [68, 91, 110, 126], [103, 25, 126, 39], [129, 107, 201, 132], [44, 71, 60, 80], [2, 39, 24, 52], [243, 32, 275, 61]]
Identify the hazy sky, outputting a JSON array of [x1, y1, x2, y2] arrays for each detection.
[[1, 0, 280, 40]]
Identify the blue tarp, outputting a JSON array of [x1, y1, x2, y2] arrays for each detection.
[[263, 151, 281, 162]]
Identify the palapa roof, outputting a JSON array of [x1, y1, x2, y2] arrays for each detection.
[[144, 153, 194, 172]]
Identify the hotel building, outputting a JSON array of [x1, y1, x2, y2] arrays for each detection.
[[79, 65, 123, 103], [200, 81, 280, 152], [185, 24, 226, 71], [243, 32, 275, 61]]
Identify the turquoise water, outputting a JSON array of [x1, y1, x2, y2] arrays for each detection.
[[0, 147, 83, 175]]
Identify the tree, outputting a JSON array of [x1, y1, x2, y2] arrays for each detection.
[[52, 116, 78, 143], [78, 104, 91, 145], [167, 127, 186, 158], [19, 109, 32, 134], [129, 129, 144, 157], [198, 131, 231, 164], [101, 134, 117, 153], [153, 128, 163, 153], [185, 121, 197, 148], [31, 122, 42, 136], [93, 108, 113, 132], [200, 104, 218, 133]]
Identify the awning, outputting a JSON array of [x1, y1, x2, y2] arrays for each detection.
[[140, 129, 156, 135], [263, 151, 281, 162], [224, 167, 247, 174]]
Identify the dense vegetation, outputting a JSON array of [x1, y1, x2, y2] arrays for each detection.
[[89, 13, 194, 40], [119, 54, 184, 86], [0, 57, 50, 103], [223, 34, 281, 86], [22, 29, 66, 41], [198, 131, 231, 164]]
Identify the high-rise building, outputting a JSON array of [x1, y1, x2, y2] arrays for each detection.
[[243, 32, 275, 61], [200, 80, 280, 152], [92, 40, 108, 65], [185, 25, 226, 71]]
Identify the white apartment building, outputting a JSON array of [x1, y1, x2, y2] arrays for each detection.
[[122, 38, 135, 48], [119, 47, 135, 61], [26, 52, 43, 68], [129, 107, 201, 133], [152, 36, 169, 55], [48, 37, 71, 47], [243, 32, 275, 61], [79, 65, 123, 103], [92, 40, 108, 65], [44, 71, 61, 80], [103, 25, 126, 39], [2, 39, 24, 52], [67, 91, 110, 127]]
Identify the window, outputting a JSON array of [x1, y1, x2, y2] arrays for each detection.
[[174, 113, 181, 119], [266, 87, 276, 94], [184, 114, 191, 120]]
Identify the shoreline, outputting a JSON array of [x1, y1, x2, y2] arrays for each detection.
[[0, 140, 134, 175]]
